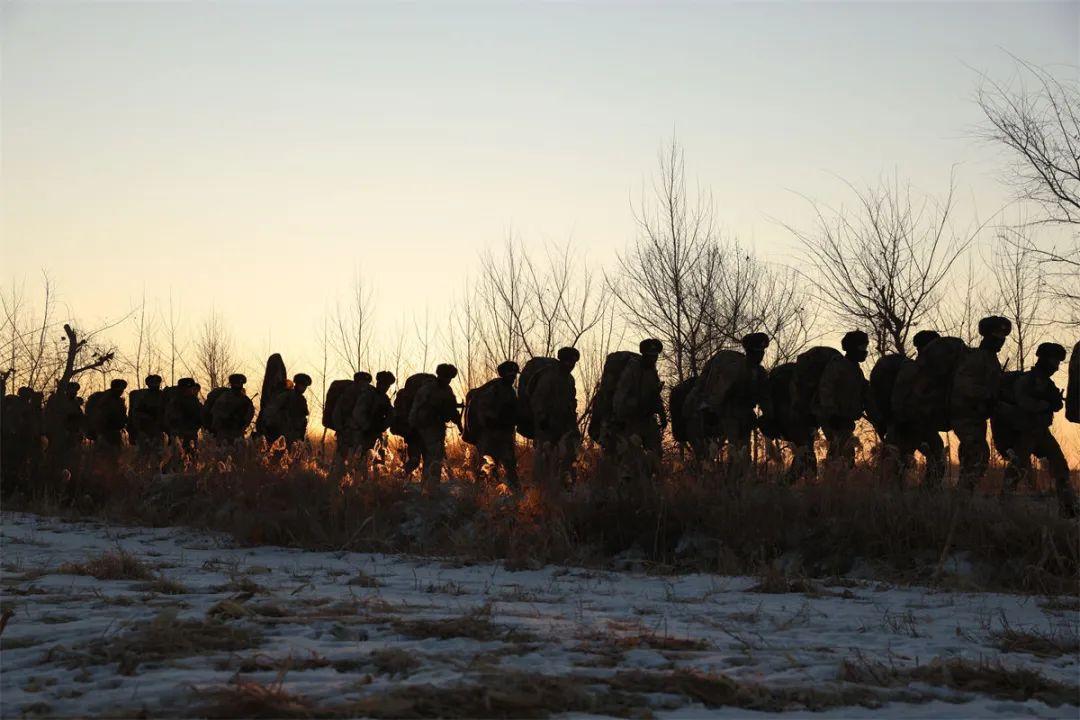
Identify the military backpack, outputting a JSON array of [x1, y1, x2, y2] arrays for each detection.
[[516, 357, 558, 440], [390, 373, 436, 438], [322, 379, 354, 431], [587, 350, 638, 443]]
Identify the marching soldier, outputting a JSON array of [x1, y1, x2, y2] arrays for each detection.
[[210, 373, 256, 443], [350, 370, 396, 475], [816, 330, 870, 467], [951, 316, 1011, 489], [530, 347, 580, 486], [408, 363, 461, 490], [463, 361, 520, 486]]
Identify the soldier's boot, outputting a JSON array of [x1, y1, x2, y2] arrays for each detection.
[[1041, 439, 1078, 518], [402, 436, 422, 476], [954, 420, 989, 492]]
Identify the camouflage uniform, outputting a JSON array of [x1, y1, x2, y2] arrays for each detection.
[[530, 348, 580, 485], [610, 340, 665, 463], [128, 376, 166, 458], [166, 379, 203, 454], [408, 364, 460, 489], [997, 344, 1076, 517], [465, 362, 519, 486], [350, 372, 395, 474], [950, 317, 1011, 490], [815, 331, 869, 468], [210, 384, 255, 443]]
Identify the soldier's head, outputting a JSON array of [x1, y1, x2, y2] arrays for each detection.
[[741, 333, 771, 365], [912, 330, 940, 355], [178, 377, 198, 396], [293, 373, 312, 394], [977, 316, 1011, 352], [556, 347, 580, 372], [375, 371, 395, 392], [65, 381, 80, 398], [145, 374, 162, 390], [109, 378, 128, 395], [639, 339, 663, 367], [841, 331, 870, 363], [497, 360, 519, 384], [228, 373, 247, 391], [17, 386, 32, 400], [435, 363, 458, 385], [354, 371, 372, 387], [1035, 342, 1067, 375]]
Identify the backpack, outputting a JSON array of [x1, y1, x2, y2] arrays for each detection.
[[791, 346, 842, 421], [908, 336, 968, 429], [84, 390, 107, 439], [390, 373, 436, 438], [461, 378, 502, 445], [516, 357, 558, 440], [866, 354, 907, 433], [256, 353, 288, 435], [757, 362, 795, 441], [322, 379, 354, 430], [668, 377, 697, 443], [202, 387, 228, 429], [587, 350, 638, 443], [1067, 342, 1079, 424], [990, 370, 1023, 455]]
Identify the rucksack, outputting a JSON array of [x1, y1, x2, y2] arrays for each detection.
[[256, 353, 288, 435], [461, 378, 501, 445], [516, 357, 558, 440], [907, 336, 968, 429], [990, 370, 1024, 455], [587, 350, 638, 443], [390, 373, 436, 438], [668, 376, 697, 443], [202, 387, 228, 429], [792, 346, 842, 421], [757, 362, 796, 440], [322, 379, 354, 430], [1067, 342, 1079, 424], [866, 354, 907, 433], [84, 390, 107, 439]]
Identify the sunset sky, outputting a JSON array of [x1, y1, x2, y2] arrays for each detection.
[[2, 1, 1077, 380]]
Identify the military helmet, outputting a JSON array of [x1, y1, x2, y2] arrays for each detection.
[[977, 316, 1012, 337], [1036, 342, 1067, 362], [293, 373, 312, 387], [841, 330, 870, 351], [497, 360, 520, 377], [110, 379, 128, 391], [177, 377, 196, 389], [354, 371, 372, 384], [145, 374, 162, 386], [375, 370, 396, 386], [912, 330, 940, 352], [228, 373, 247, 386], [741, 333, 770, 351], [66, 381, 80, 392], [639, 338, 663, 356], [17, 386, 32, 399], [435, 363, 458, 380], [556, 346, 580, 363]]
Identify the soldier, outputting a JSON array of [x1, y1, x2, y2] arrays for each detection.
[[128, 375, 166, 459], [266, 373, 312, 445], [610, 339, 666, 464], [209, 374, 256, 443], [684, 333, 770, 469], [530, 347, 580, 486], [165, 377, 202, 455], [871, 330, 945, 486], [1, 388, 28, 490], [44, 381, 85, 481], [1067, 341, 1079, 423], [950, 316, 1011, 489], [998, 343, 1077, 517], [94, 378, 128, 450], [463, 361, 520, 486], [350, 370, 396, 474], [408, 363, 461, 490], [816, 330, 869, 467], [333, 372, 372, 465]]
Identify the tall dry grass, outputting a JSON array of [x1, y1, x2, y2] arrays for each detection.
[[6, 434, 1079, 594]]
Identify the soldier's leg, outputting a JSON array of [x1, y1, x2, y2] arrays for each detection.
[[954, 419, 989, 491], [823, 419, 856, 468], [420, 426, 445, 489], [919, 430, 946, 489], [402, 433, 422, 475], [1033, 430, 1077, 517]]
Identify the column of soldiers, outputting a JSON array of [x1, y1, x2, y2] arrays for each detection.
[[2, 326, 1078, 517]]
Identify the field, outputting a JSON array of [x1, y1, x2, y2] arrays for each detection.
[[2, 511, 1078, 718]]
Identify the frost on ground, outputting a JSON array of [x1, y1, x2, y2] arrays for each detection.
[[1, 512, 1078, 719]]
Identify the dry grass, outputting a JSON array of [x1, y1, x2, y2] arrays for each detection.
[[840, 656, 1080, 707], [13, 438, 1080, 594], [391, 604, 537, 643], [133, 575, 189, 595], [197, 679, 317, 719], [991, 625, 1080, 658], [57, 549, 154, 581]]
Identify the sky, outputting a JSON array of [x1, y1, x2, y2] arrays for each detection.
[[2, 1, 1078, 378]]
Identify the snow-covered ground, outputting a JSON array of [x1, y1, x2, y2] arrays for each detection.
[[1, 511, 1077, 718]]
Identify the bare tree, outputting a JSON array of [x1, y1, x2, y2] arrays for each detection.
[[329, 272, 376, 375], [611, 139, 721, 382], [193, 308, 236, 389], [988, 226, 1049, 371], [785, 173, 976, 356], [163, 289, 185, 385], [977, 57, 1080, 226]]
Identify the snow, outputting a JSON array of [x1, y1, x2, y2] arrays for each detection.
[[1, 511, 1077, 718]]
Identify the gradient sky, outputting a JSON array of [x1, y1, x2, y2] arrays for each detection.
[[2, 1, 1078, 377]]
